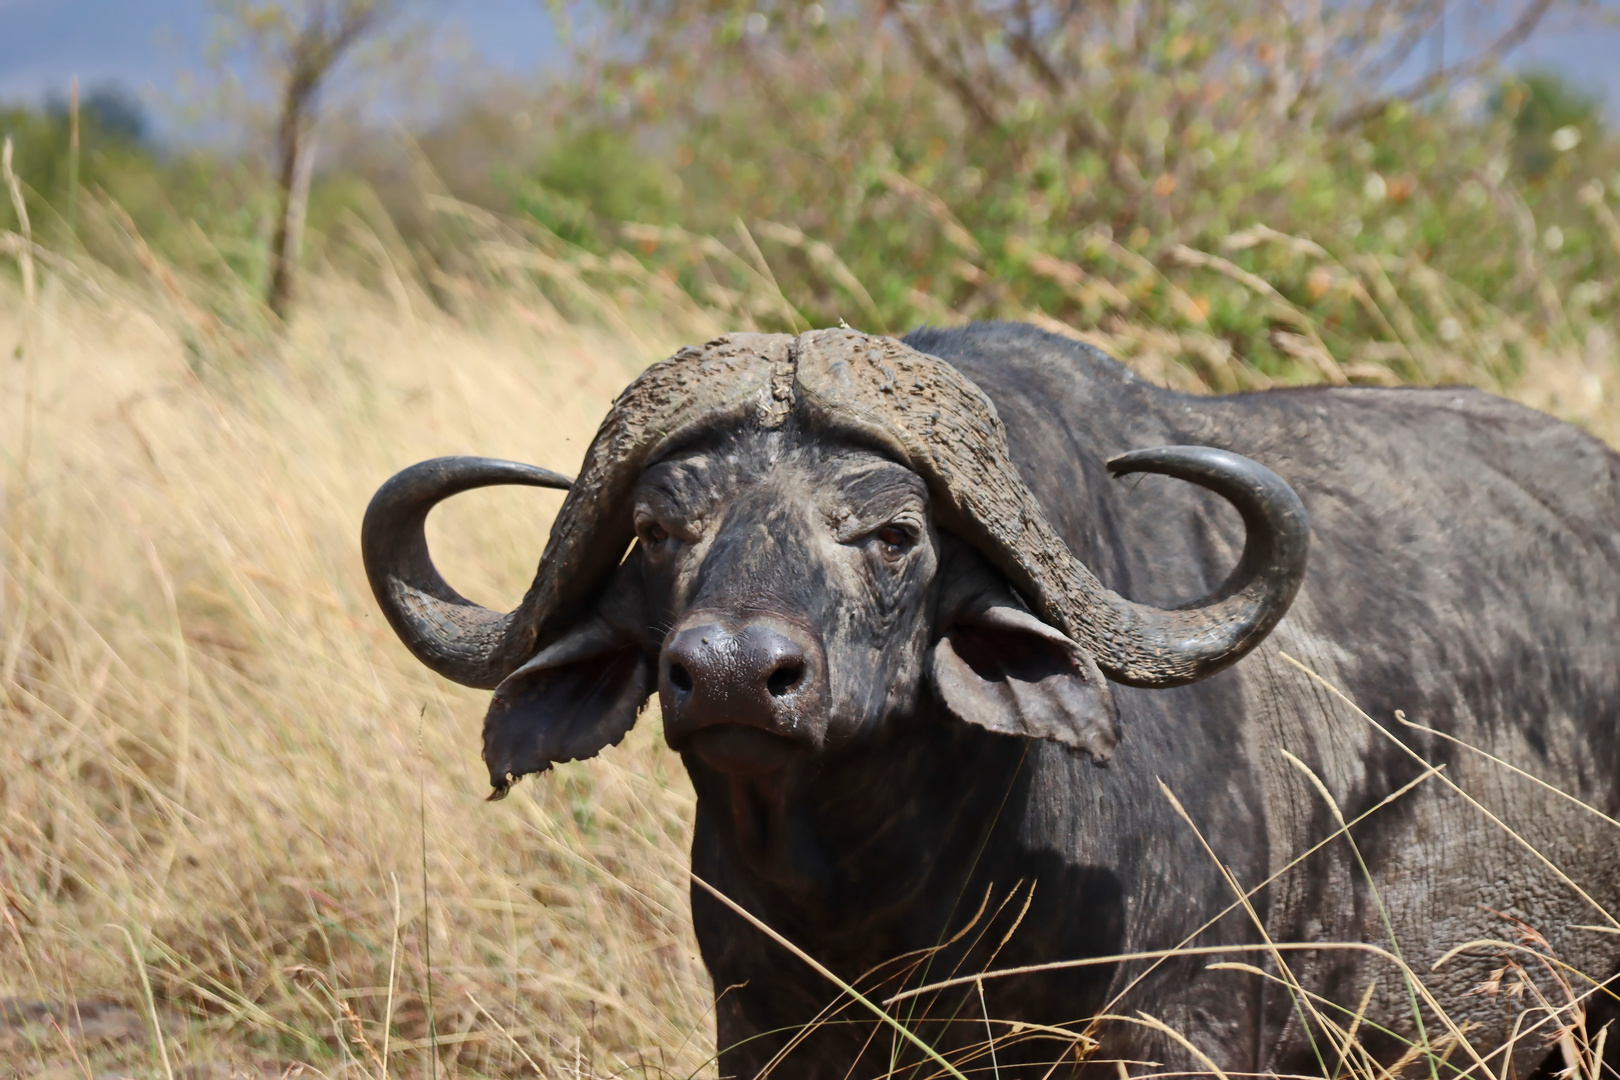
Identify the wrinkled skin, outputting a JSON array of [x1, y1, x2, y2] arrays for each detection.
[[479, 324, 1620, 1079], [637, 434, 939, 752], [640, 433, 944, 878]]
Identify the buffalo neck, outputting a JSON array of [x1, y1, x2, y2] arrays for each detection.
[[684, 699, 1035, 958]]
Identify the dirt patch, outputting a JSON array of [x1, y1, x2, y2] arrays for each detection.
[[0, 1000, 307, 1080], [0, 998, 150, 1050]]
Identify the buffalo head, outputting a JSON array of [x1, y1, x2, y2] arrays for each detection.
[[361, 331, 1309, 834]]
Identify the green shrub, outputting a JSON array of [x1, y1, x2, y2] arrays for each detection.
[[499, 1, 1620, 387]]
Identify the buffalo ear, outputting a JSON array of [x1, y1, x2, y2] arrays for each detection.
[[483, 562, 654, 798], [928, 552, 1117, 760]]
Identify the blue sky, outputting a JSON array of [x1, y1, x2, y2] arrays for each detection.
[[1, 0, 1617, 133], [0, 0, 564, 134]]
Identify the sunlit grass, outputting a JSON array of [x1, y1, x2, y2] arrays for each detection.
[[0, 242, 725, 1075]]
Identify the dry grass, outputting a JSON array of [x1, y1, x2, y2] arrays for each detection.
[[0, 259, 730, 1078], [1, 193, 1617, 1079]]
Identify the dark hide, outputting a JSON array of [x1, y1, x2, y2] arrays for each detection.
[[509, 324, 1620, 1078]]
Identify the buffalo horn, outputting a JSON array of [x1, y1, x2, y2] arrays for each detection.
[[361, 456, 572, 689], [1098, 445, 1309, 686]]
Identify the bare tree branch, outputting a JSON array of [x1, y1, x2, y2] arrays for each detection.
[[880, 0, 1003, 132], [1007, 0, 1067, 94], [255, 0, 401, 320], [1356, 0, 1446, 88], [1330, 0, 1557, 130]]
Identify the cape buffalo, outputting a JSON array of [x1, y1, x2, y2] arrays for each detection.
[[363, 323, 1620, 1079]]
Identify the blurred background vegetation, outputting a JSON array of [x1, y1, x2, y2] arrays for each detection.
[[3, 0, 1619, 392]]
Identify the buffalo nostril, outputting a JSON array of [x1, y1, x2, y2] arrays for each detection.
[[766, 661, 805, 698], [668, 662, 694, 693]]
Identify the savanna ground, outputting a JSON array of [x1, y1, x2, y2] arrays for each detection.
[[5, 2, 1620, 1076]]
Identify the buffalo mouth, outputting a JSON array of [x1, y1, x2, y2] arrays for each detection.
[[680, 724, 801, 776], [679, 724, 806, 864]]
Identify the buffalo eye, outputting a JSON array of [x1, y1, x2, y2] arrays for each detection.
[[640, 522, 670, 545], [875, 524, 913, 560]]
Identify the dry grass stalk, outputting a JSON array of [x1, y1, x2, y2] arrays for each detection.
[[2, 137, 35, 307]]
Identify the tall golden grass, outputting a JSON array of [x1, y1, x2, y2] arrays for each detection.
[[1, 181, 1617, 1078], [0, 243, 737, 1076]]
